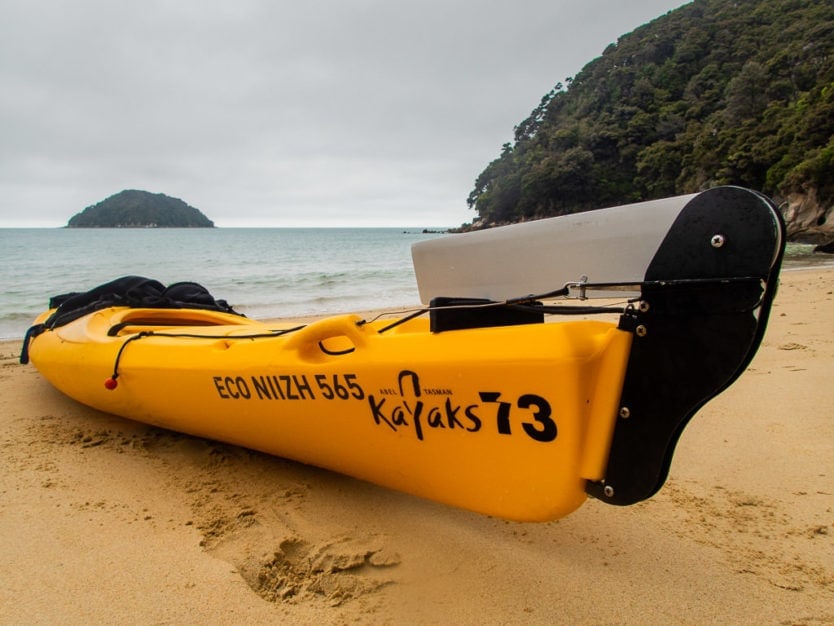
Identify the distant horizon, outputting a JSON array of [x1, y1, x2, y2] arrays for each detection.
[[0, 223, 457, 230]]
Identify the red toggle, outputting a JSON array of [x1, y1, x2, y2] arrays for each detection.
[[104, 377, 118, 390]]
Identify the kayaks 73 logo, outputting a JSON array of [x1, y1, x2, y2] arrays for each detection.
[[367, 370, 557, 443]]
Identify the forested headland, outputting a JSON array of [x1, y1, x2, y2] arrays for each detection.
[[466, 0, 833, 242]]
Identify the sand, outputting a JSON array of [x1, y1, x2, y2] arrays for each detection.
[[1, 268, 832, 624]]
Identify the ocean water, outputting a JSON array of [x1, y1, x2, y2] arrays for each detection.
[[0, 228, 446, 340], [0, 229, 831, 341]]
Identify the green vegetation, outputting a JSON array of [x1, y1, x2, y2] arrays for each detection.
[[68, 190, 214, 228], [467, 0, 834, 227]]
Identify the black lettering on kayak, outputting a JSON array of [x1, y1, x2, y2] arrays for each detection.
[[368, 395, 395, 431], [464, 405, 481, 432], [213, 376, 230, 399], [368, 370, 488, 441], [368, 373, 556, 443], [479, 391, 556, 442], [391, 403, 410, 428], [444, 399, 464, 429], [427, 406, 445, 429], [251, 375, 310, 401], [278, 375, 297, 399], [294, 375, 315, 400], [398, 370, 420, 397], [218, 373, 365, 402], [343, 374, 364, 400], [480, 392, 512, 435], [252, 376, 270, 400], [216, 375, 250, 400], [268, 375, 285, 400], [368, 395, 429, 441], [518, 394, 557, 442], [410, 401, 425, 441], [237, 376, 251, 399]]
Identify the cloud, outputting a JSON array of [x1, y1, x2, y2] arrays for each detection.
[[0, 0, 686, 227]]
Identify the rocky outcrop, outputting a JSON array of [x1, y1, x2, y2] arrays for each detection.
[[779, 188, 834, 244]]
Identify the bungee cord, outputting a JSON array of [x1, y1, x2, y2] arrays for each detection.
[[105, 325, 307, 389]]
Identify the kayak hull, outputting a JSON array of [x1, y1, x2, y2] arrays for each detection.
[[29, 307, 632, 521]]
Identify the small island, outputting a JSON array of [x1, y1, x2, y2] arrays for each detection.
[[67, 190, 215, 228]]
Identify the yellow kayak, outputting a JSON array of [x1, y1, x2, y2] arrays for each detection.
[[25, 306, 631, 521], [21, 186, 785, 521]]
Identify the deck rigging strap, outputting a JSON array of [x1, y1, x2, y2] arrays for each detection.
[[103, 325, 307, 389], [374, 274, 767, 335]]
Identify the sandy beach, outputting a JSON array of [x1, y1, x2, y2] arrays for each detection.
[[1, 268, 832, 624]]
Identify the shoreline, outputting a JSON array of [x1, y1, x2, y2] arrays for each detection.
[[2, 267, 832, 623]]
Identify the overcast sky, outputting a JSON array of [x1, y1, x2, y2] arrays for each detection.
[[0, 0, 687, 227]]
